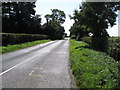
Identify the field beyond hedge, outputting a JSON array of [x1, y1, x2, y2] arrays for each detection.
[[70, 39, 119, 88]]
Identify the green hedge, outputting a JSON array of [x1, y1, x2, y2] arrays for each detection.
[[81, 37, 120, 61], [108, 38, 120, 61], [1, 33, 48, 46], [81, 37, 92, 45]]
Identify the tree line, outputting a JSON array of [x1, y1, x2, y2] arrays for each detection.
[[69, 2, 120, 51], [70, 2, 120, 39], [2, 2, 66, 40]]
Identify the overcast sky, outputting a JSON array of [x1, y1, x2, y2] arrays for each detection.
[[34, 0, 119, 36]]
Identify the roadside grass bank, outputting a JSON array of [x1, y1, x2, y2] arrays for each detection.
[[0, 40, 51, 54], [70, 39, 119, 88]]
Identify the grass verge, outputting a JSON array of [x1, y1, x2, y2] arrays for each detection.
[[0, 40, 51, 54], [70, 39, 119, 88]]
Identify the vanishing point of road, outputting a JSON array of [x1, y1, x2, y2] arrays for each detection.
[[0, 38, 74, 88]]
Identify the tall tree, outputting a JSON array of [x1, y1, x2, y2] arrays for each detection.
[[44, 9, 66, 40], [70, 2, 120, 51], [2, 2, 36, 33], [51, 9, 66, 25], [72, 2, 119, 37]]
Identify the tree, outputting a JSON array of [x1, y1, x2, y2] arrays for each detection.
[[70, 2, 120, 51], [51, 9, 66, 25], [73, 2, 119, 37], [2, 2, 37, 33], [45, 14, 52, 25], [69, 21, 90, 40], [44, 9, 66, 40]]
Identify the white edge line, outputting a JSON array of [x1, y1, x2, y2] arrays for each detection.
[[0, 40, 59, 76], [0, 55, 37, 76]]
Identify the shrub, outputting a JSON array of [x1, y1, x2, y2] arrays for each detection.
[[81, 37, 92, 45], [70, 35, 76, 39], [81, 37, 120, 61], [91, 37, 108, 52], [1, 33, 48, 46], [107, 38, 120, 61]]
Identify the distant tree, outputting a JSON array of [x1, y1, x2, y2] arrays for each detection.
[[69, 21, 90, 40], [45, 14, 52, 25], [44, 9, 66, 40], [51, 9, 66, 24]]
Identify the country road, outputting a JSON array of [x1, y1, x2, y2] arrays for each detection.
[[1, 38, 73, 88]]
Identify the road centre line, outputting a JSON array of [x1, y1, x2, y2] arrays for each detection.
[[29, 70, 35, 76]]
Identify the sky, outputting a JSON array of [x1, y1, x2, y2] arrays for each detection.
[[34, 0, 119, 36]]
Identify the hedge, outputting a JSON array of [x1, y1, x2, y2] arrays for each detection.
[[1, 33, 48, 46], [108, 38, 120, 61], [81, 37, 120, 61]]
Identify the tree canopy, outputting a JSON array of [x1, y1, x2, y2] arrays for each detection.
[[2, 2, 66, 40], [44, 9, 66, 40], [2, 2, 43, 34], [70, 2, 120, 38]]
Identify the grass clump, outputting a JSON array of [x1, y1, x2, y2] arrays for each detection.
[[70, 39, 119, 88], [0, 40, 51, 54]]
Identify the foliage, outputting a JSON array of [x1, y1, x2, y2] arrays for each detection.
[[2, 2, 66, 40], [51, 9, 66, 25], [107, 37, 120, 61], [2, 2, 44, 34], [70, 39, 119, 88], [71, 2, 119, 37], [81, 37, 120, 61], [69, 2, 120, 51], [81, 37, 92, 45], [0, 40, 50, 54], [44, 9, 66, 40], [69, 22, 89, 40], [1, 33, 48, 46]]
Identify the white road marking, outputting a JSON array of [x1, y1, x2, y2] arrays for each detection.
[[0, 54, 39, 76], [29, 68, 43, 77], [29, 70, 35, 76], [0, 40, 63, 76]]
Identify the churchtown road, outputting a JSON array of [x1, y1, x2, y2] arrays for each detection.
[[1, 38, 73, 88]]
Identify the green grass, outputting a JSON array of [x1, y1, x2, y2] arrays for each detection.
[[0, 40, 51, 54], [70, 39, 119, 88]]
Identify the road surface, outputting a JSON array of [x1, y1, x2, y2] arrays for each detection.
[[1, 38, 73, 88]]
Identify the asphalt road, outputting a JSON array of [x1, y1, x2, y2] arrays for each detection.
[[1, 38, 72, 88]]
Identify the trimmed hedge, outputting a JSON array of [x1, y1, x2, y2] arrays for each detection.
[[81, 37, 92, 45], [81, 37, 120, 61], [1, 33, 48, 46], [108, 38, 120, 61]]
